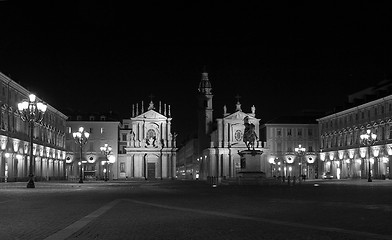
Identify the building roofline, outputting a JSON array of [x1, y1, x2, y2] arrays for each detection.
[[0, 72, 68, 119], [317, 94, 392, 121]]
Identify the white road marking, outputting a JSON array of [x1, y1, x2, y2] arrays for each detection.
[[129, 199, 392, 240], [43, 199, 121, 240]]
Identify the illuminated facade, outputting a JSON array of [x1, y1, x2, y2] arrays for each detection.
[[0, 72, 67, 182], [262, 117, 320, 179], [179, 70, 267, 182], [117, 100, 177, 179], [65, 119, 120, 180], [318, 94, 392, 179]]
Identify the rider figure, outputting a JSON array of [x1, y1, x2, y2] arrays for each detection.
[[243, 116, 258, 150]]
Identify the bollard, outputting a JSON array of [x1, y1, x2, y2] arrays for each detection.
[[287, 176, 290, 186], [293, 176, 296, 186]]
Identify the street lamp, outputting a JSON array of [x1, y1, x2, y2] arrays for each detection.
[[268, 157, 275, 177], [360, 129, 377, 182], [100, 144, 112, 181], [18, 94, 47, 188], [73, 127, 90, 183], [295, 144, 306, 181]]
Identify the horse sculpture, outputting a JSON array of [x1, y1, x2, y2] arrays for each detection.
[[243, 116, 258, 150]]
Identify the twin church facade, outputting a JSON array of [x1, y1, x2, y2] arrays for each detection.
[[64, 70, 268, 181]]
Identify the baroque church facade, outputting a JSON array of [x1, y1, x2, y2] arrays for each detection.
[[117, 100, 177, 179], [179, 70, 269, 181]]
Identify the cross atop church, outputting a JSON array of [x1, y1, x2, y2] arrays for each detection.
[[148, 94, 155, 110]]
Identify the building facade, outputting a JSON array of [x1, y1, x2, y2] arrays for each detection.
[[178, 70, 267, 182], [318, 94, 392, 180], [0, 72, 67, 182], [65, 118, 120, 181], [262, 117, 320, 179], [117, 100, 177, 179]]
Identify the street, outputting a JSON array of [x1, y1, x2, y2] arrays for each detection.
[[1, 179, 392, 240]]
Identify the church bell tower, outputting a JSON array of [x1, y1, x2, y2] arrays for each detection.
[[197, 68, 213, 151]]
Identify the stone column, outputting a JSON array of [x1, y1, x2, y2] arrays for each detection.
[[217, 119, 223, 147], [162, 121, 167, 147], [167, 121, 172, 148], [389, 155, 392, 179], [223, 122, 228, 147]]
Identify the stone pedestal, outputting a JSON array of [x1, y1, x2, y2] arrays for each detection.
[[237, 150, 265, 180]]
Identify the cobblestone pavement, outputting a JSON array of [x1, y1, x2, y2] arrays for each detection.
[[1, 179, 392, 240]]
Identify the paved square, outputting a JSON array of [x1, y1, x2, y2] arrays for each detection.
[[1, 179, 392, 240]]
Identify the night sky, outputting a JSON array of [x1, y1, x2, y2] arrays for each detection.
[[1, 2, 391, 143]]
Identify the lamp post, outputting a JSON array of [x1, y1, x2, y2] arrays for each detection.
[[73, 127, 90, 183], [295, 144, 306, 182], [100, 144, 112, 181], [360, 129, 377, 182], [18, 94, 47, 188], [268, 157, 275, 177]]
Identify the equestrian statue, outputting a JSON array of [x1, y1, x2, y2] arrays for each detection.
[[243, 116, 258, 150]]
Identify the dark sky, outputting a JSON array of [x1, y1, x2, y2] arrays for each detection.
[[1, 1, 391, 143]]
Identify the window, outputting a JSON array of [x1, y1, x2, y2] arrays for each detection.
[[297, 129, 302, 137], [89, 116, 95, 121], [308, 129, 313, 136], [68, 127, 72, 134], [146, 129, 156, 139], [287, 147, 292, 152], [308, 146, 313, 152], [122, 133, 127, 141], [277, 142, 282, 152], [287, 129, 292, 136], [389, 125, 392, 139], [100, 115, 106, 121], [100, 128, 104, 134], [234, 130, 242, 141], [120, 162, 125, 172], [277, 129, 282, 137], [124, 124, 129, 129], [89, 128, 93, 134]]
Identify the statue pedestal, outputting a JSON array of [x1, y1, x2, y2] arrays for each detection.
[[237, 150, 265, 183]]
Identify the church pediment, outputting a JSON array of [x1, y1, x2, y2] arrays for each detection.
[[133, 110, 167, 120], [224, 111, 255, 121]]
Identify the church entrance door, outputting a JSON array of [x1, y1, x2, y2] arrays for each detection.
[[147, 163, 156, 179]]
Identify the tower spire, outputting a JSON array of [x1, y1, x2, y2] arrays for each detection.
[[198, 66, 212, 94]]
